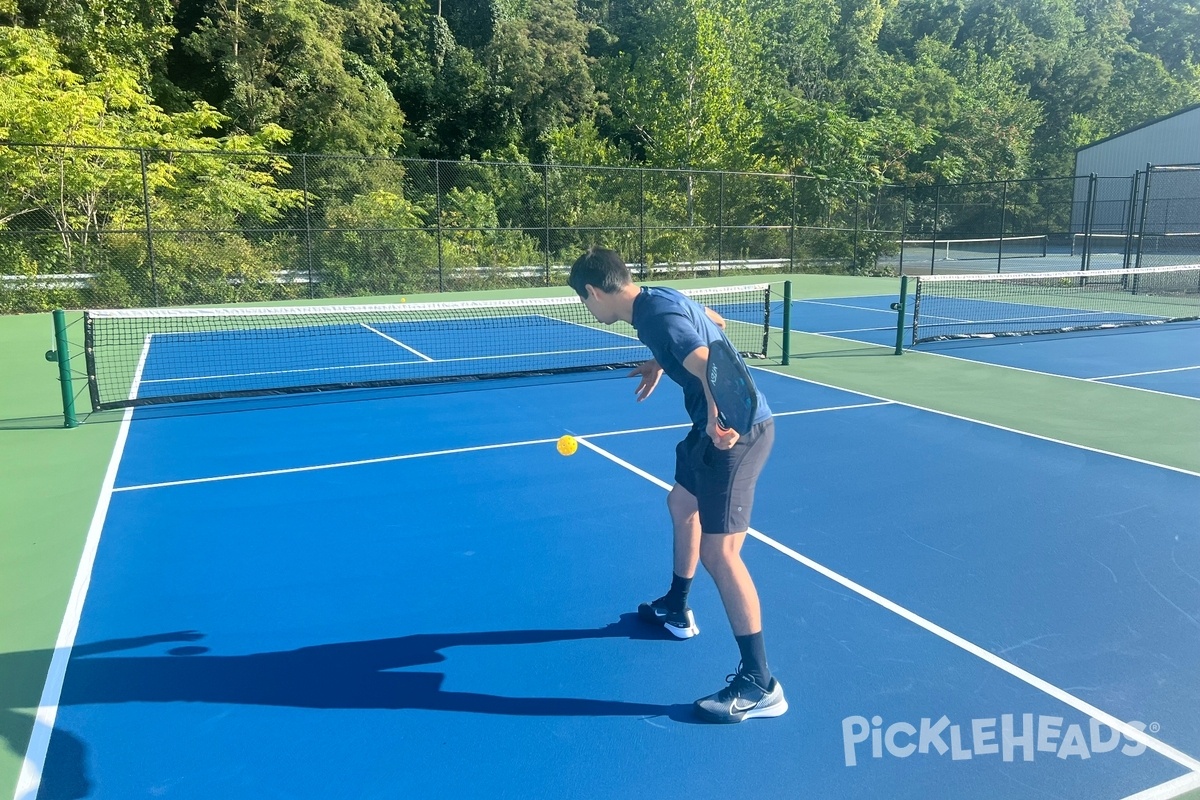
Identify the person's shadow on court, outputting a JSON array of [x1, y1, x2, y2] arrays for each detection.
[[2, 616, 697, 798], [57, 615, 696, 717]]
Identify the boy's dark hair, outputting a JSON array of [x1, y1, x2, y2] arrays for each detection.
[[568, 246, 632, 299]]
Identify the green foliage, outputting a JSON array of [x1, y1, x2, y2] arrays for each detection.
[[602, 0, 772, 171], [4, 0, 1200, 308], [183, 0, 406, 154], [0, 27, 308, 310]]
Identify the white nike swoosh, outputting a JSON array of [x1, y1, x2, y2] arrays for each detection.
[[731, 698, 758, 712]]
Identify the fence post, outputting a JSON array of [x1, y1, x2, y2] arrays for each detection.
[[996, 180, 1008, 273], [1122, 171, 1140, 272], [852, 183, 861, 272], [781, 280, 791, 365], [302, 154, 315, 298], [788, 175, 797, 273], [930, 184, 941, 275], [898, 186, 909, 275], [1134, 163, 1153, 270], [639, 169, 646, 279], [543, 164, 551, 286], [1080, 173, 1097, 271], [435, 161, 444, 292], [717, 171, 725, 277], [139, 150, 158, 305]]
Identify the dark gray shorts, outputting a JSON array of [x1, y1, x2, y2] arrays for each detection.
[[674, 418, 774, 534]]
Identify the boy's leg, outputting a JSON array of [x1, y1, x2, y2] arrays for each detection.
[[693, 533, 786, 722], [667, 484, 701, 580], [698, 532, 759, 636], [691, 420, 786, 722], [637, 485, 702, 638]]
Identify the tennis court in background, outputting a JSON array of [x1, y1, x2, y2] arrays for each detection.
[[4, 275, 1199, 800], [788, 265, 1200, 400]]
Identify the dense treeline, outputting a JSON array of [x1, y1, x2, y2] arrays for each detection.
[[0, 0, 1197, 311], [3, 0, 1197, 180]]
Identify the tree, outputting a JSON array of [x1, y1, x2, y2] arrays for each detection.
[[598, 0, 772, 171], [8, 0, 174, 82], [0, 27, 305, 308], [483, 0, 598, 161], [183, 0, 407, 154]]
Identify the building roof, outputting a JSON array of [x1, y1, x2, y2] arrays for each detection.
[[1075, 103, 1200, 153]]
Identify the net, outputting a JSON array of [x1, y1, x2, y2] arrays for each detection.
[[1072, 232, 1200, 259], [83, 285, 774, 410], [902, 235, 1048, 262], [908, 264, 1200, 344]]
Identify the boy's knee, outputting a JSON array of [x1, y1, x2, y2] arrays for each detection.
[[699, 537, 734, 573]]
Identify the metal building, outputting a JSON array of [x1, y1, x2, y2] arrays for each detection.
[[1071, 103, 1200, 234]]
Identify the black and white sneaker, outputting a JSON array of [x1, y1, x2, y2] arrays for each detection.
[[694, 666, 787, 723], [637, 595, 699, 639]]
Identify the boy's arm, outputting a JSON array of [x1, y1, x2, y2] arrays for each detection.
[[704, 307, 726, 329], [682, 346, 738, 449]]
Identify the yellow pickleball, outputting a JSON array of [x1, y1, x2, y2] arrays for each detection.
[[557, 435, 578, 456]]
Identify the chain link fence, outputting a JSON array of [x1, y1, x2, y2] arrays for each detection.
[[1134, 164, 1200, 269], [3, 142, 1197, 312], [0, 144, 902, 312]]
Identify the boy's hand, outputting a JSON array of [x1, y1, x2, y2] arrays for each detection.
[[628, 359, 663, 401], [707, 417, 739, 449]]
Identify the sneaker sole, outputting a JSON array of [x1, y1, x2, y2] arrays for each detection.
[[664, 620, 700, 639], [638, 605, 699, 639]]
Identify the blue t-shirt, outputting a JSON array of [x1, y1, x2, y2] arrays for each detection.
[[631, 286, 772, 429]]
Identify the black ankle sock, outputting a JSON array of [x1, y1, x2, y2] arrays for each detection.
[[735, 631, 772, 687], [664, 573, 692, 611]]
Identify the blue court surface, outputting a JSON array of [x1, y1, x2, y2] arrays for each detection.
[[19, 358, 1200, 798], [788, 294, 1200, 400]]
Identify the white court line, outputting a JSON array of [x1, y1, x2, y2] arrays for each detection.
[[359, 322, 434, 361], [798, 298, 900, 315], [110, 401, 890, 493], [793, 297, 971, 325], [14, 335, 152, 800], [1120, 771, 1200, 800], [111, 437, 561, 492], [815, 325, 896, 335], [137, 343, 647, 385], [573, 435, 1200, 775], [1090, 365, 1200, 381], [755, 366, 1200, 478]]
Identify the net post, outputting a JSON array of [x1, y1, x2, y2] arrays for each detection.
[[52, 309, 78, 428], [893, 276, 908, 355], [781, 280, 792, 365], [909, 276, 922, 345]]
